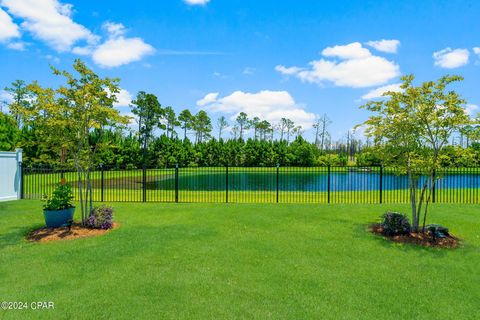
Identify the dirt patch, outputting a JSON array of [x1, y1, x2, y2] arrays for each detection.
[[27, 223, 118, 243], [370, 223, 460, 248]]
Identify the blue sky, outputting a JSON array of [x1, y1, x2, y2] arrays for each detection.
[[1, 0, 480, 141]]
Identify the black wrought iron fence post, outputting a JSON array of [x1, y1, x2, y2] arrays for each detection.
[[175, 164, 179, 203], [276, 164, 279, 203], [20, 162, 24, 200], [327, 165, 331, 204], [379, 165, 383, 204], [100, 164, 105, 203], [142, 165, 147, 203], [225, 165, 229, 203]]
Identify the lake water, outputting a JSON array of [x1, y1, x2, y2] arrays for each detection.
[[147, 171, 480, 191]]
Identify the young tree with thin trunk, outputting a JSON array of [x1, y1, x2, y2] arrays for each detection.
[[26, 60, 129, 225], [236, 112, 249, 140], [193, 110, 212, 143], [250, 116, 260, 140], [178, 109, 194, 140], [4, 80, 32, 128], [163, 106, 179, 139], [131, 91, 163, 165], [217, 116, 229, 140], [313, 114, 331, 150], [359, 74, 475, 232], [286, 119, 295, 143]]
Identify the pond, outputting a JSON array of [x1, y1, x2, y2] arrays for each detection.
[[145, 171, 480, 191]]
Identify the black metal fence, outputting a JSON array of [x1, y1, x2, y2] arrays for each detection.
[[21, 165, 480, 204]]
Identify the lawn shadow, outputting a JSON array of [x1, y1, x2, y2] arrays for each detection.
[[0, 224, 43, 249]]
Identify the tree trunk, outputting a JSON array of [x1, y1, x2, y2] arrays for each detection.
[[408, 169, 418, 231]]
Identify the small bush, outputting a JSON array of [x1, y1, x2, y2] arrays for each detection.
[[43, 180, 74, 211], [425, 224, 449, 241], [86, 205, 114, 229], [380, 212, 411, 236]]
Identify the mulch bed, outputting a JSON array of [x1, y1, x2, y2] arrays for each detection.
[[27, 223, 118, 243], [370, 223, 460, 248]]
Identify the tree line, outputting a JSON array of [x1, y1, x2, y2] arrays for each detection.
[[1, 60, 480, 169]]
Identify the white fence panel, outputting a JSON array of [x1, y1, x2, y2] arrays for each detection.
[[0, 149, 22, 202]]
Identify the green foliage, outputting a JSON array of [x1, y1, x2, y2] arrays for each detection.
[[0, 113, 20, 151], [316, 154, 347, 166], [360, 74, 478, 230], [131, 91, 164, 154], [355, 149, 382, 166], [43, 182, 74, 211], [380, 212, 411, 236], [425, 224, 450, 240]]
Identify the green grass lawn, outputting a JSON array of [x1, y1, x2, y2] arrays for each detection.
[[1, 201, 479, 319]]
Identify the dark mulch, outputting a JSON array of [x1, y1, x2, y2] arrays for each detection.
[[27, 223, 118, 243], [370, 223, 460, 248]]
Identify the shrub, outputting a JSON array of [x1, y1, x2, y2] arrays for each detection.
[[425, 224, 449, 241], [86, 205, 114, 229], [380, 212, 411, 236], [43, 181, 74, 211]]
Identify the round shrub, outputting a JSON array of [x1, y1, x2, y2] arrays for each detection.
[[380, 212, 411, 236], [86, 205, 113, 229]]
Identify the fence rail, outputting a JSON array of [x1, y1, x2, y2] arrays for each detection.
[[21, 165, 480, 204]]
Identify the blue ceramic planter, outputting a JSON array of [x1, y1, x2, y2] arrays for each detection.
[[43, 207, 75, 228]]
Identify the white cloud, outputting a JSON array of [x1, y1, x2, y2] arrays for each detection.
[[113, 89, 133, 107], [361, 83, 403, 100], [2, 0, 98, 52], [474, 47, 480, 55], [465, 104, 479, 117], [92, 22, 154, 68], [0, 7, 20, 41], [0, 90, 13, 103], [322, 42, 371, 59], [433, 48, 469, 69], [275, 65, 304, 75], [276, 42, 400, 88], [92, 38, 154, 68], [1, 2, 153, 68], [184, 0, 210, 5], [6, 41, 26, 51], [197, 90, 316, 128], [197, 92, 219, 106], [366, 39, 400, 53]]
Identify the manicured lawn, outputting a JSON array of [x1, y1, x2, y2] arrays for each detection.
[[0, 201, 479, 319]]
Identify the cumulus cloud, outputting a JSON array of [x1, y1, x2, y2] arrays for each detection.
[[361, 83, 403, 100], [0, 2, 154, 68], [275, 42, 400, 88], [2, 0, 98, 52], [433, 48, 469, 69], [113, 89, 133, 107], [184, 0, 210, 5], [465, 104, 479, 117], [197, 92, 219, 106], [92, 22, 154, 68], [197, 90, 316, 128], [366, 39, 400, 53], [0, 7, 20, 42], [275, 65, 304, 75], [322, 42, 371, 59], [474, 47, 480, 55]]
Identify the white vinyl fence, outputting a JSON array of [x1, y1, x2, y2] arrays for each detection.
[[0, 149, 22, 201]]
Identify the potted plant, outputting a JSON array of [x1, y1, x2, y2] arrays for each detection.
[[43, 180, 75, 228]]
